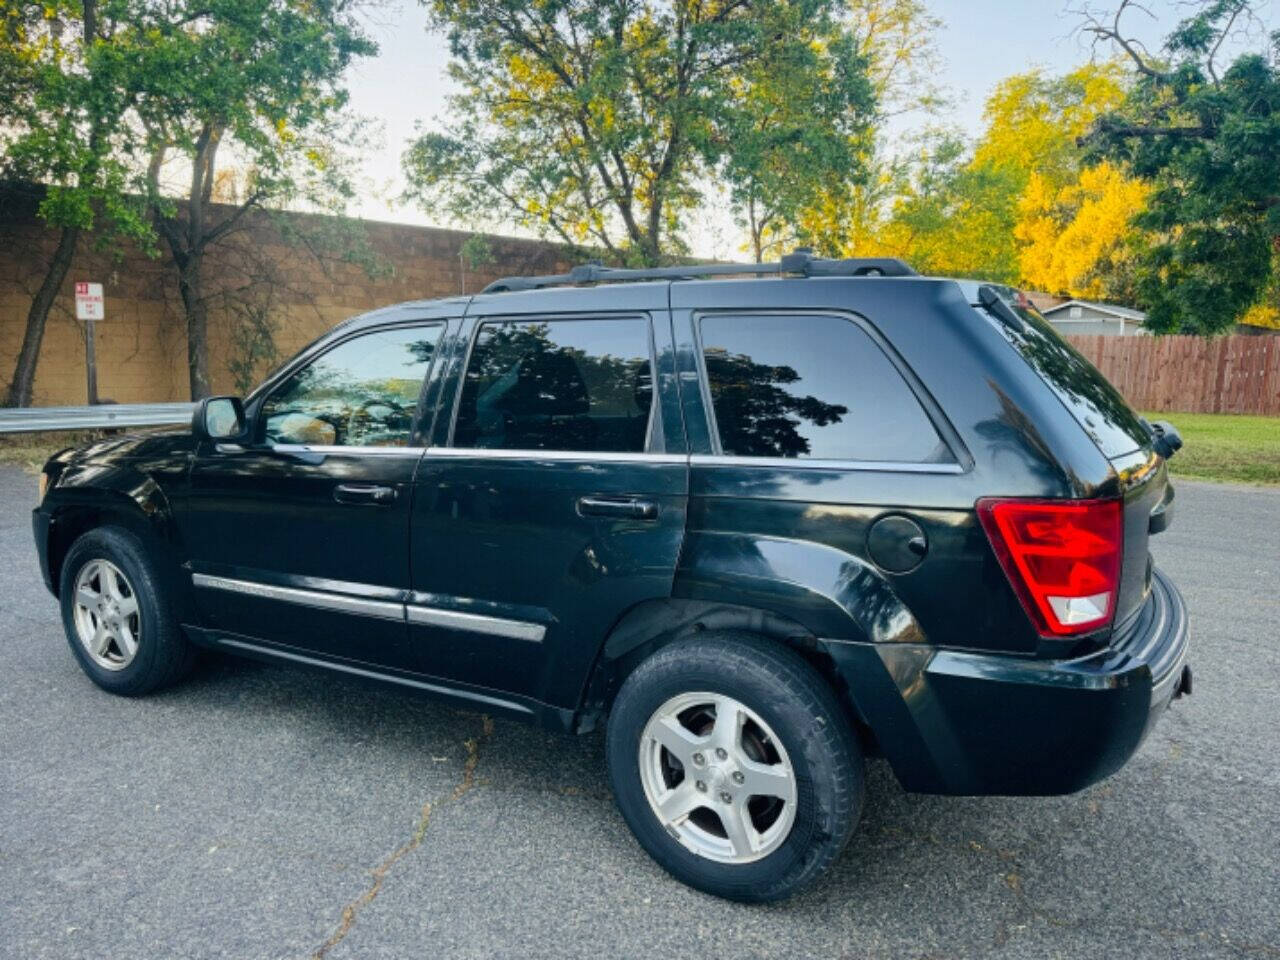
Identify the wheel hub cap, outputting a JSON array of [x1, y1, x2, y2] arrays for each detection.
[[638, 691, 798, 864], [71, 558, 141, 671]]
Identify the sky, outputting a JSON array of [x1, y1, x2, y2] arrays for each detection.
[[341, 0, 1277, 259]]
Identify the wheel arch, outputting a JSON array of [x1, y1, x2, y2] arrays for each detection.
[[576, 597, 876, 751], [43, 466, 181, 601]]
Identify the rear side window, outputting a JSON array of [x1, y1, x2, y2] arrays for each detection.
[[979, 289, 1150, 459], [453, 317, 653, 453], [699, 314, 948, 463]]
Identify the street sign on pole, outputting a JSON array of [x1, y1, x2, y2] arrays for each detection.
[[74, 282, 104, 321], [74, 282, 103, 404]]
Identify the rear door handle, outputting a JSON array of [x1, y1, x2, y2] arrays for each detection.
[[334, 483, 397, 505], [577, 496, 659, 521]]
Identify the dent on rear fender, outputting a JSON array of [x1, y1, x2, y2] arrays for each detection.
[[672, 531, 925, 644]]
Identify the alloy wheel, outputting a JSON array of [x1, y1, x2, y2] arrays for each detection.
[[72, 559, 141, 671], [638, 691, 798, 864]]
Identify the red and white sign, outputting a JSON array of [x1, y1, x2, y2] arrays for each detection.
[[74, 282, 104, 321]]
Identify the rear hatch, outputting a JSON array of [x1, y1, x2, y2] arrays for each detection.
[[974, 286, 1169, 630]]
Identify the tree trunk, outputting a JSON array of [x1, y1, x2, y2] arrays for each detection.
[[178, 256, 211, 400], [5, 226, 80, 407], [747, 197, 764, 264]]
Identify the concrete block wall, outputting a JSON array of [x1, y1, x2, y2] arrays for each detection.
[[0, 186, 569, 404]]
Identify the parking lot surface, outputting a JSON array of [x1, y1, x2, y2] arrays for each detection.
[[1, 466, 1277, 959]]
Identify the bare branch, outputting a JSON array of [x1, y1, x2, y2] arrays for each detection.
[[1077, 118, 1213, 147], [1206, 2, 1244, 85], [1073, 0, 1170, 79], [204, 190, 265, 245]]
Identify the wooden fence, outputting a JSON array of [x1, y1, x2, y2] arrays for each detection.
[[1066, 334, 1280, 416]]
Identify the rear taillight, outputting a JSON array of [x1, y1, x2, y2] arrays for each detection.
[[977, 497, 1123, 637]]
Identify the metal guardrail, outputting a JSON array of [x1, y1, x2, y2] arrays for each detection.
[[0, 402, 195, 434]]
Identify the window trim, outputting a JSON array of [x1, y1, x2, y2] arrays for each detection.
[[691, 309, 967, 469], [256, 321, 446, 451], [445, 312, 660, 455], [424, 446, 686, 464], [687, 454, 963, 474]]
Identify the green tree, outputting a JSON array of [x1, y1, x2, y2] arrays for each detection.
[[0, 0, 154, 406], [1079, 0, 1280, 334], [720, 13, 874, 262], [404, 0, 877, 266], [871, 128, 1024, 281], [795, 0, 945, 257], [139, 0, 376, 398]]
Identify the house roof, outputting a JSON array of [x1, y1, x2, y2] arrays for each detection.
[[1042, 299, 1146, 322], [1024, 291, 1067, 312]]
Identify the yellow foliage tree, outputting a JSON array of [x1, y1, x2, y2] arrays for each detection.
[[1241, 304, 1280, 329], [1016, 162, 1150, 297], [973, 64, 1128, 182], [804, 61, 1151, 294]]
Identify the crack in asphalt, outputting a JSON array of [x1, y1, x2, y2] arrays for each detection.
[[311, 714, 495, 960]]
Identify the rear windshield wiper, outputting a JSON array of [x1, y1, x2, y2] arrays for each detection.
[[977, 285, 1027, 334]]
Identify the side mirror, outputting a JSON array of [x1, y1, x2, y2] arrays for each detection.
[[193, 396, 247, 442]]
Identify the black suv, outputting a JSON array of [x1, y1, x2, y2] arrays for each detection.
[[33, 252, 1191, 902]]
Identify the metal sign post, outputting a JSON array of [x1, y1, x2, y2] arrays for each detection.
[[74, 282, 104, 404]]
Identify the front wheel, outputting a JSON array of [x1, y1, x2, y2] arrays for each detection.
[[59, 526, 196, 696], [606, 632, 864, 902]]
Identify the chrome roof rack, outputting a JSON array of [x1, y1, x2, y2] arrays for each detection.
[[481, 248, 917, 293]]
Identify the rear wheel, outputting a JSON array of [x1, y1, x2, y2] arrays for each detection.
[[59, 527, 195, 696], [606, 632, 864, 902]]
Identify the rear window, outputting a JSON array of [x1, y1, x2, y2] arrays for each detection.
[[978, 289, 1150, 460], [698, 313, 950, 463]]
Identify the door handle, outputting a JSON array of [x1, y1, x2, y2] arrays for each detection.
[[334, 483, 397, 505], [577, 496, 659, 521]]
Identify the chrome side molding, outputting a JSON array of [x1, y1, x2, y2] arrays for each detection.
[[192, 573, 546, 642], [191, 574, 404, 621], [405, 605, 546, 643]]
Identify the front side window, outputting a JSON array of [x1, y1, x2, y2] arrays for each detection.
[[700, 314, 948, 463], [261, 325, 443, 447], [454, 317, 653, 453]]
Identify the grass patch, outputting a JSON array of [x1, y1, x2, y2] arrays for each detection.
[[1142, 411, 1280, 486]]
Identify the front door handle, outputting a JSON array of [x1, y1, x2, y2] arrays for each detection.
[[334, 483, 397, 505], [577, 496, 659, 521]]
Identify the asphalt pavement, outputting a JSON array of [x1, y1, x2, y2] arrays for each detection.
[[1, 465, 1277, 960]]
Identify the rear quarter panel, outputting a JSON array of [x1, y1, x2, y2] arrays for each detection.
[[669, 277, 1119, 657]]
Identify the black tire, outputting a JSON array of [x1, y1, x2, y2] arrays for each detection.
[[606, 632, 864, 902], [59, 526, 196, 696]]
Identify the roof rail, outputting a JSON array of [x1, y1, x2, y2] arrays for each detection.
[[481, 248, 917, 293]]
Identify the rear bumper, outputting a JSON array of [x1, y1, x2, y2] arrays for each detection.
[[825, 566, 1190, 796]]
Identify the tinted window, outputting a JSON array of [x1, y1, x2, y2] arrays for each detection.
[[980, 288, 1149, 459], [454, 318, 653, 452], [262, 325, 442, 447], [700, 314, 947, 462]]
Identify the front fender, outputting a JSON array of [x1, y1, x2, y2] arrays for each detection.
[[37, 461, 181, 599], [672, 531, 925, 644], [49, 460, 173, 519]]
